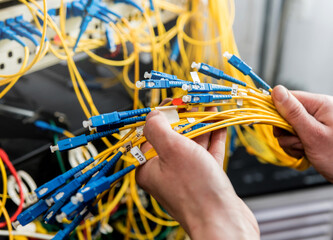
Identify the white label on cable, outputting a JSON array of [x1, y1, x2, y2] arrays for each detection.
[[123, 141, 132, 153], [136, 126, 144, 137], [237, 92, 247, 107], [190, 71, 201, 84], [155, 106, 180, 124], [187, 118, 196, 123], [232, 84, 238, 96], [130, 146, 147, 165]]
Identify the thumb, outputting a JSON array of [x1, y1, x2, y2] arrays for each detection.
[[143, 110, 191, 160], [272, 85, 320, 139]]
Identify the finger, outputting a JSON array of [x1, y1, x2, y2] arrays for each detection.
[[272, 85, 325, 141], [143, 110, 192, 161], [283, 148, 305, 159], [193, 106, 218, 149], [208, 128, 227, 167], [140, 141, 153, 154], [277, 135, 304, 150], [273, 126, 292, 138], [135, 156, 160, 193], [160, 98, 173, 106], [193, 132, 211, 149]]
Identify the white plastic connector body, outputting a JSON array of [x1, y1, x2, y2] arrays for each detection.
[[56, 212, 66, 223], [182, 95, 191, 103], [136, 81, 145, 89], [191, 62, 201, 69], [45, 198, 54, 206], [182, 84, 191, 91], [82, 119, 92, 128], [12, 220, 20, 229], [50, 145, 59, 153], [144, 72, 152, 79], [223, 51, 232, 60]]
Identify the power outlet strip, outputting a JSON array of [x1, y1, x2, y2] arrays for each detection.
[[0, 0, 186, 76]]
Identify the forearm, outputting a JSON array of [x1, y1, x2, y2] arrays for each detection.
[[184, 196, 260, 240]]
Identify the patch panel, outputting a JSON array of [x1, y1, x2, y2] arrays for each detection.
[[0, 0, 186, 76]]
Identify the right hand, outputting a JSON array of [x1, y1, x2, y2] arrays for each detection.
[[272, 85, 333, 182]]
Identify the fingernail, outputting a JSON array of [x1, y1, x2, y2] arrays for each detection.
[[274, 85, 289, 103]]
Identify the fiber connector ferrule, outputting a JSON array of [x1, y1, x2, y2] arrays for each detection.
[[34, 158, 95, 199], [136, 79, 184, 89], [182, 94, 232, 103]]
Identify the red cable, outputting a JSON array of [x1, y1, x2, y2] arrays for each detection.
[[0, 148, 24, 228]]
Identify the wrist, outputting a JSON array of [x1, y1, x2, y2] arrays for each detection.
[[183, 194, 260, 240]]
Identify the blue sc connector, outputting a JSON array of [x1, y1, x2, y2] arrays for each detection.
[[75, 164, 136, 203], [96, 116, 146, 132], [14, 199, 49, 227], [170, 37, 179, 61], [49, 161, 107, 204], [223, 52, 271, 91], [178, 123, 210, 134], [191, 62, 246, 87], [182, 93, 232, 103], [144, 70, 178, 81], [50, 128, 120, 152], [34, 120, 65, 135], [43, 161, 106, 223], [5, 18, 39, 47], [72, 0, 118, 52], [52, 207, 89, 240], [14, 16, 44, 39], [34, 158, 95, 199], [83, 108, 151, 128], [136, 79, 185, 89], [0, 22, 26, 47], [105, 24, 116, 52], [182, 82, 232, 93]]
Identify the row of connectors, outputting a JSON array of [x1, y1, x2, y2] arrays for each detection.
[[14, 150, 134, 240], [0, 16, 45, 49]]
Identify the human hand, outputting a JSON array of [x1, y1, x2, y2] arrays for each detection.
[[135, 108, 259, 240], [272, 85, 333, 182]]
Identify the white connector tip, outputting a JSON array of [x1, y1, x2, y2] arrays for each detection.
[[76, 193, 84, 203], [136, 81, 144, 89], [144, 72, 152, 79], [56, 213, 66, 223], [182, 95, 191, 103], [191, 62, 201, 69], [50, 145, 59, 153], [12, 221, 20, 229], [82, 119, 92, 128], [182, 84, 189, 91], [71, 196, 79, 205], [45, 198, 54, 206], [223, 51, 232, 59]]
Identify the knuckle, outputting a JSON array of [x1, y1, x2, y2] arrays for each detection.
[[286, 103, 304, 121]]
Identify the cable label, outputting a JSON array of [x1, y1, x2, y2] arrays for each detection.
[[123, 141, 133, 153], [130, 146, 147, 165]]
